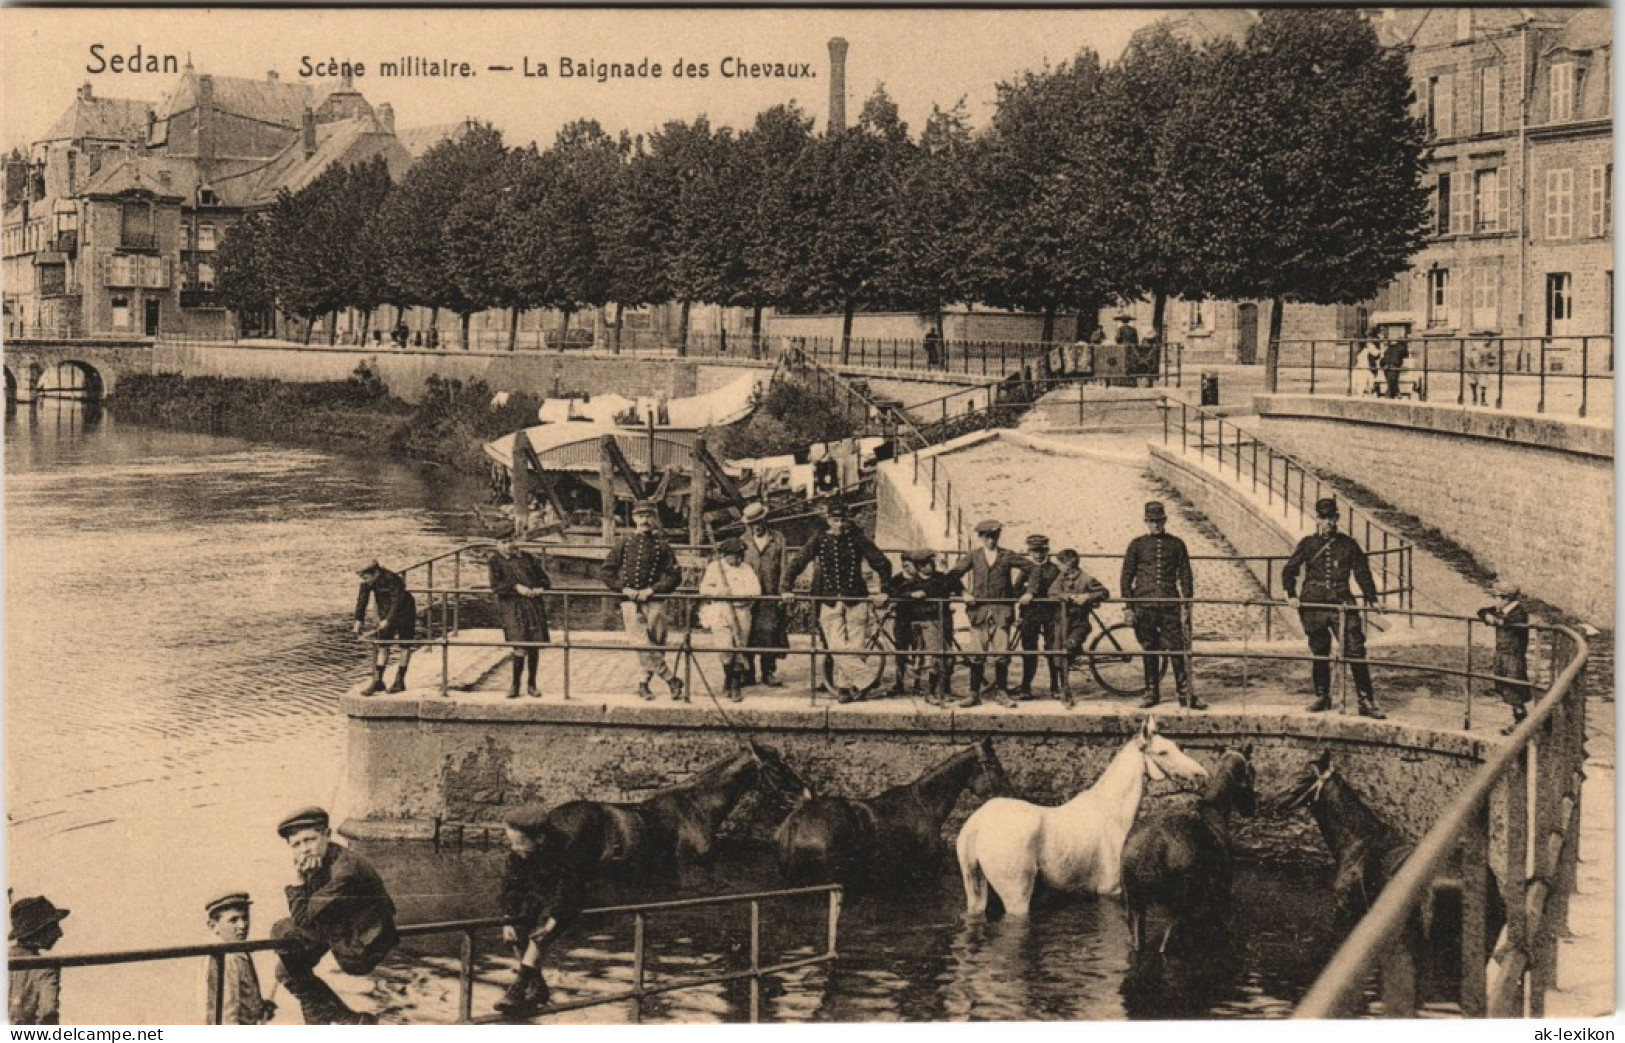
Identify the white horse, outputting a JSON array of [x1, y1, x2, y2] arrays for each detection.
[[956, 717, 1208, 918]]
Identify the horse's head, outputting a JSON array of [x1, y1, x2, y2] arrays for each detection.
[[746, 740, 815, 805], [1206, 745, 1258, 817], [1263, 749, 1335, 818], [970, 736, 1016, 799], [1136, 716, 1209, 786]]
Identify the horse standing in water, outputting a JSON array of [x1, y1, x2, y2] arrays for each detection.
[[775, 737, 1014, 888], [956, 717, 1208, 918], [542, 742, 812, 876], [1120, 745, 1258, 952]]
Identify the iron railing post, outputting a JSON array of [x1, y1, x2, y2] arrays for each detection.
[[1457, 339, 1467, 405], [1538, 339, 1548, 413], [1579, 337, 1590, 418], [1495, 338, 1506, 409], [631, 912, 646, 1024], [749, 900, 762, 1022], [1463, 618, 1474, 731], [1309, 339, 1318, 394], [459, 929, 476, 1023], [1459, 802, 1491, 1017], [562, 592, 572, 701], [208, 952, 225, 1025], [827, 888, 843, 960]]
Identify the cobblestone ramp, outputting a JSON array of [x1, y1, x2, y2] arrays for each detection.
[[933, 435, 1267, 639]]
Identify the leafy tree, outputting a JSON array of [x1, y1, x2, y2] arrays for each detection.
[[1159, 10, 1430, 389], [974, 53, 1115, 342], [342, 157, 398, 343], [526, 121, 624, 345], [444, 147, 523, 350], [733, 103, 817, 355], [878, 100, 980, 336], [215, 212, 276, 329], [375, 122, 508, 348]]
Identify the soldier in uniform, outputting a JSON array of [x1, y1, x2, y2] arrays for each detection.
[[1013, 534, 1067, 702], [1120, 501, 1203, 710], [600, 501, 684, 701], [354, 560, 416, 695], [272, 807, 397, 1025], [947, 520, 1034, 708], [780, 499, 892, 703], [884, 550, 963, 703], [202, 892, 276, 1025], [1478, 583, 1531, 735], [740, 502, 789, 687], [1282, 497, 1385, 718]]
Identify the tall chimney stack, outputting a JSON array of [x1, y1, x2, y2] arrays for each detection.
[[827, 37, 848, 133]]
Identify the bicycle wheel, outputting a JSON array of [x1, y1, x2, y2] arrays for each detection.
[[822, 624, 892, 696], [1088, 623, 1164, 697]]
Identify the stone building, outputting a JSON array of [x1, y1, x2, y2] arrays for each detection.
[[3, 65, 415, 340]]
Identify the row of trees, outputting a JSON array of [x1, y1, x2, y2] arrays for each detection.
[[218, 10, 1430, 385]]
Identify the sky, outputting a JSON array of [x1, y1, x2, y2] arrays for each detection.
[[2, 8, 1165, 151]]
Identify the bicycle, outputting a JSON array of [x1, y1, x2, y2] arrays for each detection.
[[1070, 605, 1168, 697]]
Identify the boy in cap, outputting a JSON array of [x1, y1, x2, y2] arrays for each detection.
[[271, 806, 397, 1025], [781, 498, 892, 702], [947, 520, 1035, 708], [600, 501, 684, 701], [699, 537, 761, 702], [494, 805, 593, 1018], [1283, 497, 1384, 718], [489, 531, 552, 699], [1478, 583, 1531, 735], [9, 896, 68, 1025], [1053, 550, 1111, 701], [203, 892, 276, 1024], [1013, 534, 1067, 702], [885, 550, 963, 703], [740, 502, 789, 687], [354, 560, 416, 695], [1121, 501, 1202, 709]]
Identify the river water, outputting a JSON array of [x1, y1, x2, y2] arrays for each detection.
[[5, 401, 1382, 1024]]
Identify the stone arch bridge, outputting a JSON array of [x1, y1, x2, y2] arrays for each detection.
[[2, 341, 153, 402]]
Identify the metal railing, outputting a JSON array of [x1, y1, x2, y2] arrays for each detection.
[[8, 884, 842, 1026], [1274, 335, 1613, 421], [1295, 625, 1589, 1018], [1160, 396, 1416, 614]]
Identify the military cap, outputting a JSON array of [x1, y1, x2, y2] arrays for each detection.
[[356, 559, 382, 576], [1143, 501, 1167, 522], [276, 806, 330, 838], [820, 499, 850, 518], [10, 897, 69, 942], [974, 519, 1003, 536], [1025, 534, 1050, 549], [632, 500, 659, 516], [718, 537, 745, 556], [905, 549, 937, 565], [1115, 314, 1134, 322], [503, 804, 551, 834], [204, 892, 252, 919], [1314, 497, 1340, 519], [741, 502, 769, 524]]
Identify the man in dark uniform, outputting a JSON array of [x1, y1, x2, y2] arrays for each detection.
[[884, 550, 962, 703], [781, 498, 891, 703], [600, 501, 684, 701], [1013, 534, 1066, 703], [947, 520, 1034, 709], [272, 807, 397, 1025], [1282, 497, 1385, 718], [354, 560, 416, 695], [1120, 501, 1204, 710]]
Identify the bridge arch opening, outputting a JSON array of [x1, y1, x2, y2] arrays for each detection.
[[38, 360, 105, 402]]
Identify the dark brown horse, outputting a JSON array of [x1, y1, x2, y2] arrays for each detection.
[[1121, 745, 1258, 952], [774, 737, 1013, 888], [544, 742, 812, 876]]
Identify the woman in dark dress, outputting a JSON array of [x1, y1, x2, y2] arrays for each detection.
[[489, 533, 551, 699]]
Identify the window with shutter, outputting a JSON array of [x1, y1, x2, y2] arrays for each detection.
[[1451, 173, 1472, 234], [1551, 63, 1575, 121], [1479, 65, 1502, 133], [1470, 266, 1500, 329], [1475, 169, 1503, 232], [1546, 168, 1574, 239], [1427, 269, 1452, 328], [1591, 166, 1606, 236], [1437, 173, 1452, 234]]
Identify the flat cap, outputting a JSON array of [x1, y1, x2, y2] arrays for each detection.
[[356, 559, 381, 576], [204, 892, 252, 919], [1143, 501, 1167, 522], [1314, 497, 1340, 519], [276, 806, 330, 838], [973, 519, 1003, 535], [905, 549, 937, 564], [741, 502, 769, 524], [631, 500, 659, 516], [1025, 534, 1050, 548], [1493, 582, 1522, 600], [718, 537, 745, 556], [504, 804, 551, 834], [1055, 548, 1080, 562]]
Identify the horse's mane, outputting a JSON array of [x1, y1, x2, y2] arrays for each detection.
[[641, 750, 752, 801]]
